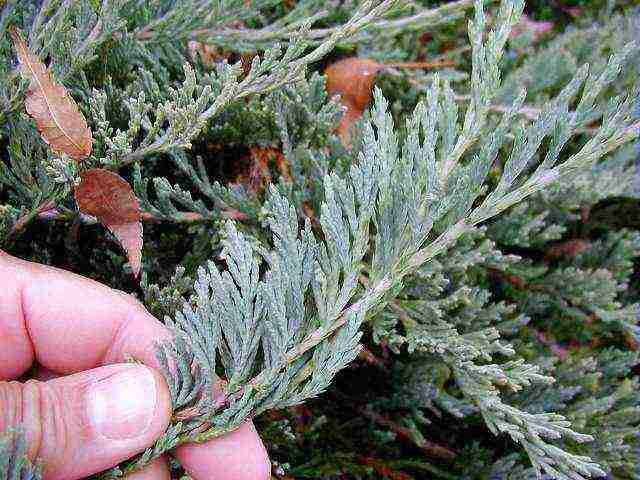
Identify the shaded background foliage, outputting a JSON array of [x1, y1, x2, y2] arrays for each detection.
[[2, 0, 640, 478]]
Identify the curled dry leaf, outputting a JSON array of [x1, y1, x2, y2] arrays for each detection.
[[325, 57, 453, 146], [325, 58, 383, 146], [74, 169, 143, 277], [10, 27, 92, 161]]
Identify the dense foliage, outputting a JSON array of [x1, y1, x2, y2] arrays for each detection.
[[1, 0, 639, 479]]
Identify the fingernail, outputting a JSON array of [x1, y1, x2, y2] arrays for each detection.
[[86, 365, 157, 440]]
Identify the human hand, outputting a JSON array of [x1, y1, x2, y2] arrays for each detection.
[[0, 252, 271, 480]]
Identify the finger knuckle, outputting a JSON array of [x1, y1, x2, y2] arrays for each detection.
[[0, 381, 22, 434], [0, 380, 68, 467]]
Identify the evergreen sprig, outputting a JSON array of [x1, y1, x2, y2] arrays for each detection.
[[0, 430, 41, 480], [104, 2, 640, 478], [2, 0, 639, 479]]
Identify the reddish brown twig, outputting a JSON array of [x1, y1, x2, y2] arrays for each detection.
[[359, 408, 456, 459], [359, 457, 414, 480]]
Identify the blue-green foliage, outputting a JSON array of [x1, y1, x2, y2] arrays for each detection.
[[1, 1, 639, 479]]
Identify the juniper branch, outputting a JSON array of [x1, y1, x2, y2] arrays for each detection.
[[118, 0, 397, 166], [172, 113, 639, 437], [187, 0, 483, 46]]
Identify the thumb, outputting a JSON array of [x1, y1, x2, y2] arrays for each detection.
[[0, 364, 172, 480]]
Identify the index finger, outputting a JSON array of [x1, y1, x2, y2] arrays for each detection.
[[0, 251, 171, 379], [0, 252, 271, 480]]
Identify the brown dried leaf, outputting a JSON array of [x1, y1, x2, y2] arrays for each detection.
[[325, 57, 451, 146], [74, 169, 143, 277], [325, 58, 383, 146], [10, 27, 92, 161]]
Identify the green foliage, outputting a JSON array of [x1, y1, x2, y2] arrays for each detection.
[[0, 430, 41, 480], [1, 0, 639, 479]]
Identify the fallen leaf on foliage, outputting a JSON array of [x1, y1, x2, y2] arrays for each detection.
[[325, 58, 384, 146], [325, 58, 454, 146], [74, 169, 143, 277], [10, 27, 92, 162]]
